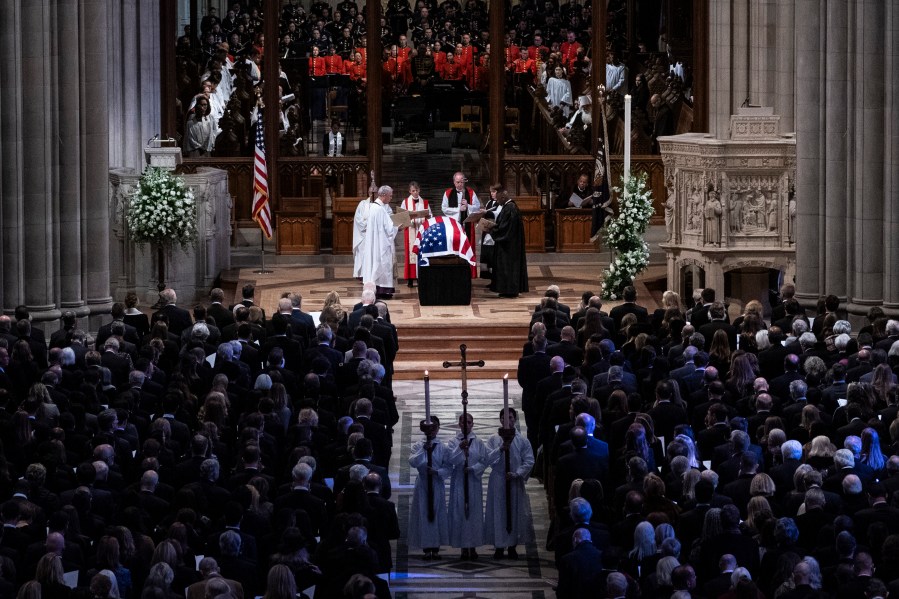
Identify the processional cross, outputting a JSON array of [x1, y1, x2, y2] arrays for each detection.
[[441, 344, 485, 517]]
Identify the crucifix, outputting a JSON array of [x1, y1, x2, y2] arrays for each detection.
[[442, 343, 485, 517]]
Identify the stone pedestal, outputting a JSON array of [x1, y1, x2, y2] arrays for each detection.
[[659, 108, 796, 308], [109, 165, 232, 305]]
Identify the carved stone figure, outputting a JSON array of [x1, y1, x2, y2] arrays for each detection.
[[664, 175, 675, 240], [766, 192, 778, 231], [704, 189, 723, 246], [788, 186, 796, 242], [729, 188, 744, 233]]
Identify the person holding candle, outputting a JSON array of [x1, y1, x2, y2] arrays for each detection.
[[447, 413, 488, 560], [409, 416, 451, 560], [484, 407, 535, 560]]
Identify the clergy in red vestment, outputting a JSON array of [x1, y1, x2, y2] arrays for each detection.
[[401, 182, 433, 286]]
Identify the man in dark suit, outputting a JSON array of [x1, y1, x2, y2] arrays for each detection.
[[347, 289, 377, 333], [207, 287, 235, 328], [758, 326, 790, 380], [99, 338, 131, 388], [362, 472, 400, 573], [517, 334, 552, 453], [647, 379, 688, 443], [853, 483, 899, 534], [216, 531, 259, 598], [698, 301, 737, 350], [230, 283, 265, 320], [354, 398, 392, 467], [771, 354, 804, 404], [123, 470, 170, 524], [286, 291, 316, 343], [697, 504, 759, 583], [153, 288, 193, 336], [608, 285, 648, 332], [696, 402, 731, 460], [259, 313, 304, 372], [334, 438, 392, 499], [688, 288, 717, 329], [547, 326, 584, 366], [555, 527, 604, 598], [554, 427, 609, 516], [96, 302, 141, 348], [770, 440, 804, 500], [273, 462, 329, 538], [304, 325, 344, 376]]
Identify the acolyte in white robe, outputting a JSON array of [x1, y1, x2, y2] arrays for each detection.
[[408, 437, 451, 549], [352, 199, 372, 278], [446, 432, 488, 548], [484, 429, 535, 549], [358, 199, 398, 289], [545, 77, 573, 117]]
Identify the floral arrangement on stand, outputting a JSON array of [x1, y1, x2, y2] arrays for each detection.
[[600, 172, 655, 300], [126, 167, 197, 249]]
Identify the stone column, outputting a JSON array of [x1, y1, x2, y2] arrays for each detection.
[[885, 2, 899, 308], [21, 0, 56, 316], [823, 0, 848, 301], [0, 1, 24, 310], [58, 0, 85, 315], [109, 0, 161, 171], [84, 0, 113, 318], [794, 0, 823, 303], [851, 0, 885, 305], [708, 0, 734, 138], [775, 0, 795, 132]]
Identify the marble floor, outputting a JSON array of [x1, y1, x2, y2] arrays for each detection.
[[384, 378, 559, 599]]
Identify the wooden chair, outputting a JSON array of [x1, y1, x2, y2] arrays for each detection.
[[449, 105, 483, 133]]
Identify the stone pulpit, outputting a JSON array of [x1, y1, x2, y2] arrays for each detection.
[[109, 146, 232, 304], [658, 108, 796, 305]]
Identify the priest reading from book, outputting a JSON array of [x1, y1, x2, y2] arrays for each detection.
[[401, 181, 433, 288], [556, 173, 595, 209], [359, 185, 407, 300], [441, 171, 481, 277]]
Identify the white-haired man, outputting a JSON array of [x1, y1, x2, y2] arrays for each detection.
[[441, 172, 481, 274], [359, 185, 403, 299]]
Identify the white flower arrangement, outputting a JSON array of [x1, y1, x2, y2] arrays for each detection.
[[126, 167, 198, 249], [600, 172, 655, 300]]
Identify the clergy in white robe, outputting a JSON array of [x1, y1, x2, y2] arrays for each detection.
[[352, 198, 372, 279], [446, 414, 488, 555], [408, 418, 451, 556], [484, 408, 535, 555], [358, 185, 401, 298]]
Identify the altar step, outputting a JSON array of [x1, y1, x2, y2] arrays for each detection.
[[393, 323, 524, 380]]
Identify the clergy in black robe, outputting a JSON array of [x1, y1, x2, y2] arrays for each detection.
[[488, 188, 528, 297]]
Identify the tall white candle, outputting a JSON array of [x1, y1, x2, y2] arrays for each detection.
[[503, 374, 509, 428], [424, 370, 431, 424], [624, 94, 632, 187]]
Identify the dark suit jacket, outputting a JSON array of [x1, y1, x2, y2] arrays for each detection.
[[155, 304, 194, 336], [554, 443, 610, 511], [699, 320, 738, 350], [547, 340, 584, 366], [363, 493, 400, 572], [609, 302, 649, 332], [304, 344, 344, 375], [207, 303, 236, 328], [272, 487, 328, 537], [96, 320, 141, 348], [517, 352, 552, 415], [556, 541, 604, 599]]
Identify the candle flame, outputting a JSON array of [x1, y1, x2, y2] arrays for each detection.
[[425, 370, 429, 376], [503, 373, 508, 380]]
